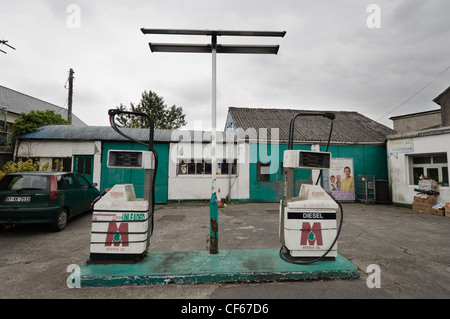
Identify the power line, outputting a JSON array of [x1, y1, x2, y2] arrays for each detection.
[[0, 40, 16, 54], [377, 65, 450, 121]]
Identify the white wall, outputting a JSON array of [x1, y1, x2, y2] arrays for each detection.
[[16, 140, 102, 189], [168, 142, 250, 201], [387, 130, 450, 205]]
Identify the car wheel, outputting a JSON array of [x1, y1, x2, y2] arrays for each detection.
[[51, 208, 68, 232]]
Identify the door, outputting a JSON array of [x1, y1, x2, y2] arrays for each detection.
[[74, 155, 94, 184], [74, 173, 99, 214], [61, 173, 85, 215]]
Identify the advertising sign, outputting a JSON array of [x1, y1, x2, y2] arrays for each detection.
[[326, 158, 355, 201]]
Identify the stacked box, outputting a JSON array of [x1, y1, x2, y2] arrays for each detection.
[[430, 203, 445, 216], [412, 193, 437, 214], [418, 179, 438, 192], [412, 202, 433, 214], [445, 203, 450, 217], [413, 193, 436, 204]]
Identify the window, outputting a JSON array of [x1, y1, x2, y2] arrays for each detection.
[[63, 173, 78, 188], [220, 160, 237, 175], [52, 158, 72, 172], [409, 153, 448, 186], [76, 157, 92, 174], [57, 175, 67, 189], [177, 159, 237, 175], [257, 161, 271, 182], [76, 174, 91, 188], [20, 157, 39, 164], [178, 160, 211, 175], [0, 174, 47, 191]]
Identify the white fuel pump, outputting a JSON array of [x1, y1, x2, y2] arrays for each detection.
[[88, 110, 158, 263], [89, 151, 155, 262], [279, 112, 343, 264]]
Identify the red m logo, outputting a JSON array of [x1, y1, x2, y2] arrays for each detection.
[[300, 222, 323, 246], [105, 222, 129, 247]]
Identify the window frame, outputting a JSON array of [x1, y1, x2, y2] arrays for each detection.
[[256, 161, 271, 182], [177, 159, 238, 176], [408, 153, 448, 186]]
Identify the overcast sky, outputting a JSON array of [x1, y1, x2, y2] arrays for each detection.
[[1, 0, 450, 130]]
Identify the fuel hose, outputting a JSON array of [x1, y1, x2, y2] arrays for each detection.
[[108, 109, 159, 236], [280, 111, 342, 264]]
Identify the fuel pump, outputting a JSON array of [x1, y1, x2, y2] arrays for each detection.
[[88, 109, 158, 263], [279, 112, 343, 264]]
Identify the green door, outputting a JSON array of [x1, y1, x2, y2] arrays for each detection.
[[73, 155, 94, 184]]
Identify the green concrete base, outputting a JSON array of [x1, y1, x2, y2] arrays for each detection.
[[79, 249, 358, 287]]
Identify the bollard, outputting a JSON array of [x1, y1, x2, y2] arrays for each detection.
[[209, 192, 218, 254]]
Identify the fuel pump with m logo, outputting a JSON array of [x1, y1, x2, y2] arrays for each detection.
[[88, 110, 158, 263], [279, 112, 344, 264]]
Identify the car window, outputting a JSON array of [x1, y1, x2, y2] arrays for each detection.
[[0, 175, 48, 190], [0, 175, 22, 190], [57, 175, 67, 190], [63, 174, 79, 189], [76, 174, 91, 188], [30, 176, 47, 189]]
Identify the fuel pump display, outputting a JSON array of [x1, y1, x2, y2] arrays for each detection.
[[88, 110, 158, 263], [279, 112, 343, 264]]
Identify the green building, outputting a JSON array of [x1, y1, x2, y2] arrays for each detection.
[[225, 107, 395, 202], [17, 107, 394, 204]]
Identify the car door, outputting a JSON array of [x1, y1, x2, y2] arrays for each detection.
[[73, 173, 99, 214], [62, 173, 84, 216]]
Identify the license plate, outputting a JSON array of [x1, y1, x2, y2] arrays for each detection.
[[4, 196, 31, 202]]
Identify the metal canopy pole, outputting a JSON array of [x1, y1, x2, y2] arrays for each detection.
[[210, 34, 218, 254], [141, 28, 285, 254], [211, 34, 217, 197]]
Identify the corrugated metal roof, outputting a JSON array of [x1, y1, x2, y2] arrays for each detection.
[[19, 107, 395, 145], [18, 125, 236, 143], [226, 107, 395, 144], [0, 85, 86, 126]]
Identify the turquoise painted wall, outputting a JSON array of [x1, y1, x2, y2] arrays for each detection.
[[99, 141, 387, 204], [249, 143, 311, 202], [249, 143, 388, 202], [322, 144, 388, 180], [100, 142, 169, 204]]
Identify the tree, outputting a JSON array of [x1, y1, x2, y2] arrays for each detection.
[[0, 158, 62, 179], [115, 90, 187, 129], [13, 110, 68, 139]]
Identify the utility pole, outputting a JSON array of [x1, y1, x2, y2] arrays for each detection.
[[68, 68, 74, 124]]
